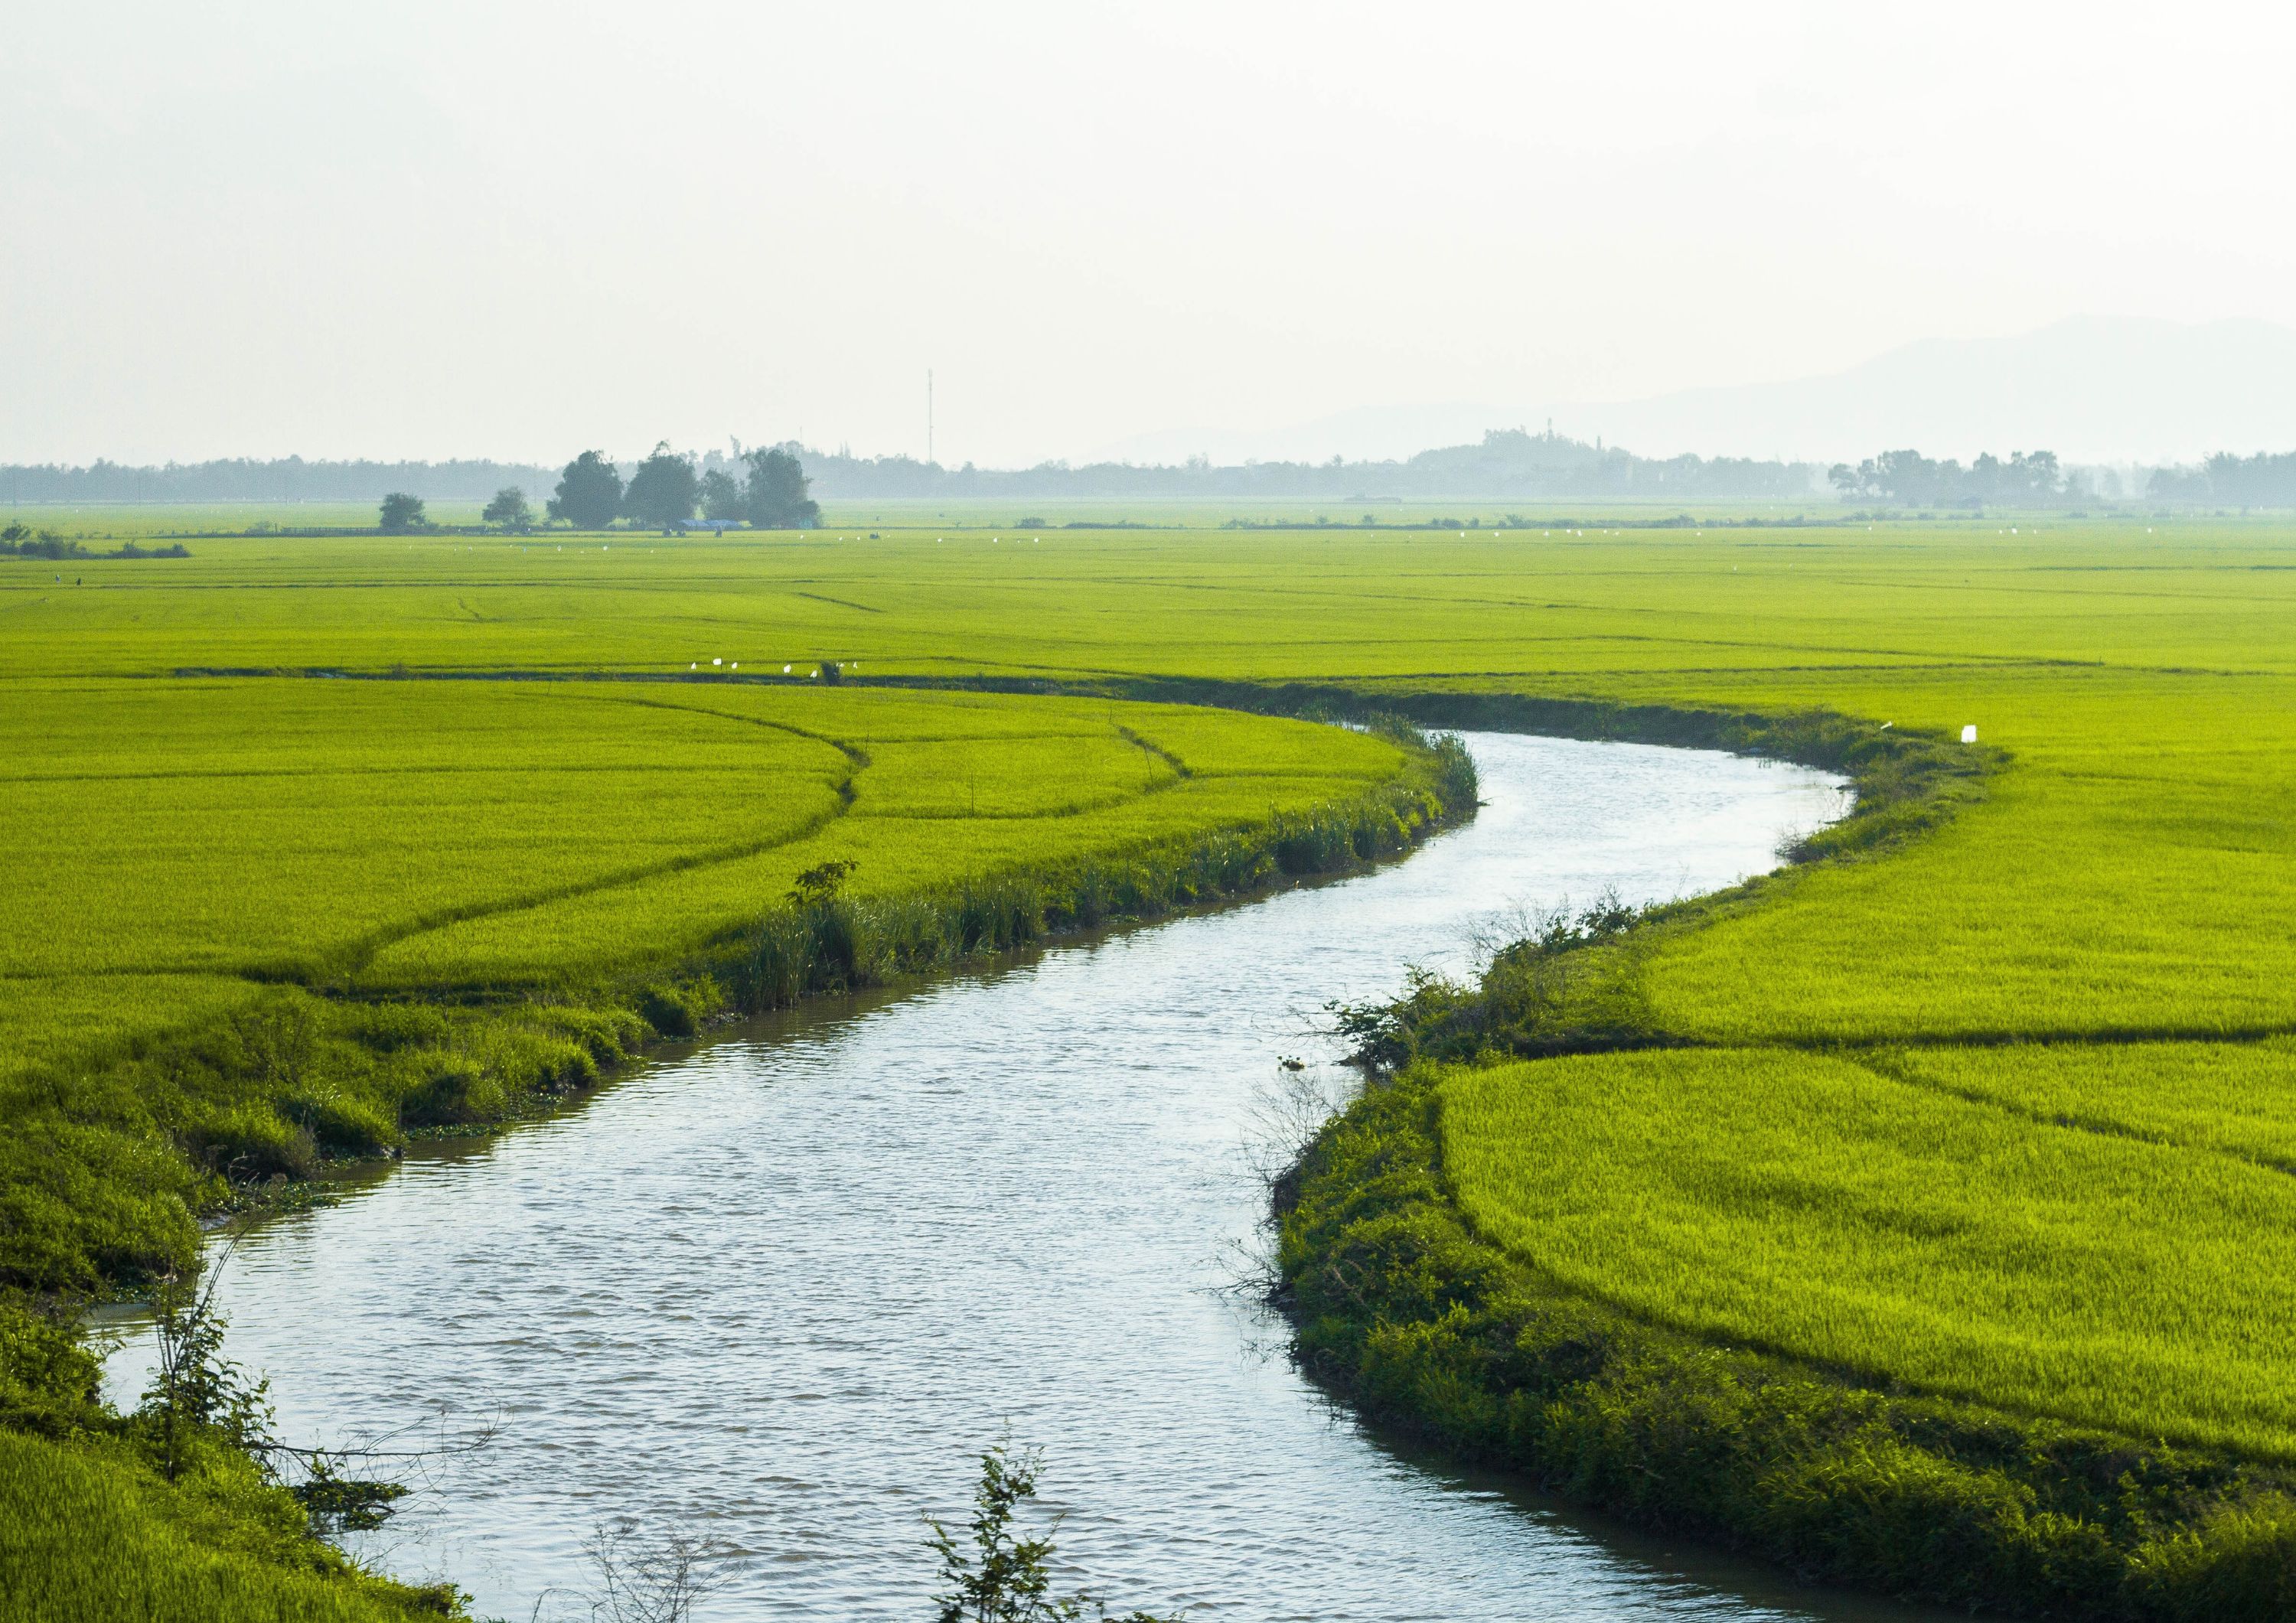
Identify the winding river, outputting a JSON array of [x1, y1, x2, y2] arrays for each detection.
[[105, 733, 1946, 1621]]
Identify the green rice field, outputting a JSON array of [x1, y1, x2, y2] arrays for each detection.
[[1445, 1045, 2296, 1458], [7, 510, 2296, 1614], [2, 679, 1404, 1066]]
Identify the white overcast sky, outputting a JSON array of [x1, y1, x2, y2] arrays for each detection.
[[5, 2, 2294, 468]]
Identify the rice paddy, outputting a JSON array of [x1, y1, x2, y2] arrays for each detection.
[[1, 679, 1404, 1044], [8, 510, 2296, 1613], [1444, 1045, 2296, 1458]]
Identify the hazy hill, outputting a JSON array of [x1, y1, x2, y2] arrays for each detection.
[[1570, 317, 2296, 464], [1100, 317, 2296, 468]]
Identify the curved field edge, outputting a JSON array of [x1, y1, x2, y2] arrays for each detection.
[[1276, 1064, 2296, 1621], [5, 714, 1476, 1300], [0, 709, 1473, 1621], [1259, 695, 2296, 1617]]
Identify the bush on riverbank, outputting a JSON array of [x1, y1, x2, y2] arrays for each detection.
[[1321, 710, 1983, 1069], [725, 746, 1470, 1014]]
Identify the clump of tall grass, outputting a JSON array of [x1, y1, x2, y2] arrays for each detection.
[[0, 1289, 453, 1621], [0, 990, 652, 1293], [1329, 893, 1656, 1067], [722, 751, 1470, 1013]]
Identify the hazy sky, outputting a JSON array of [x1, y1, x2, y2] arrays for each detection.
[[7, 2, 2294, 467]]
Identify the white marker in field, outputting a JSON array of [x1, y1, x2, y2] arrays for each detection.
[[1961, 725, 1978, 743], [713, 657, 722, 666]]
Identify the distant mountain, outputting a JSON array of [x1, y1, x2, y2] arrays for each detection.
[[803, 430, 1818, 503], [1094, 402, 1526, 467], [1567, 317, 2296, 464], [1097, 317, 2296, 468]]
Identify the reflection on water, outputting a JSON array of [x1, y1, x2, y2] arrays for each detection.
[[106, 735, 1937, 1621]]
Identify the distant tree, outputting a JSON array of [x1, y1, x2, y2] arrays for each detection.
[[2010, 449, 2061, 500], [1874, 448, 1952, 506], [378, 492, 426, 533], [2171, 449, 2296, 507], [625, 442, 700, 532], [2145, 465, 2203, 502], [700, 468, 745, 523], [481, 486, 533, 532], [549, 451, 624, 530], [1833, 447, 2065, 508], [743, 447, 820, 529]]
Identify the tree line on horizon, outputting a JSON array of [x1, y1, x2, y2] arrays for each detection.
[[778, 428, 1822, 502], [1828, 448, 2072, 507], [18, 432, 2296, 509], [380, 444, 820, 534], [1828, 445, 2296, 508]]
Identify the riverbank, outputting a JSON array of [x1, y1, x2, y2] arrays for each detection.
[[89, 730, 1861, 1621], [16, 520, 2296, 1617], [2, 712, 1475, 1623], [1273, 705, 2296, 1617], [4, 693, 1469, 1304], [1276, 1061, 2296, 1618]]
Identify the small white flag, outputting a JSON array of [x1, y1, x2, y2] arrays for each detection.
[[1961, 725, 1978, 744]]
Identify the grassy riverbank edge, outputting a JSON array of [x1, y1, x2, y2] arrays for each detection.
[[2, 715, 1476, 1623], [1276, 1062, 2296, 1619], [1267, 701, 2296, 1618]]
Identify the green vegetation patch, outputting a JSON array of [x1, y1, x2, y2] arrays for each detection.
[[0, 1430, 448, 1623], [0, 670, 1461, 1295], [18, 515, 2296, 1609], [0, 1295, 450, 1622], [1280, 1065, 2296, 1619], [1445, 1047, 2296, 1458], [1888, 1038, 2296, 1168]]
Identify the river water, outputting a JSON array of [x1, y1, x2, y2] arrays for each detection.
[[104, 733, 1933, 1622]]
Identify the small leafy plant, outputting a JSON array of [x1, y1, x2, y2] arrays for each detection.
[[927, 1442, 1177, 1623]]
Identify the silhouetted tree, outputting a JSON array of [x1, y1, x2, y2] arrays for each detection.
[[744, 447, 821, 529], [1831, 446, 2063, 507], [549, 451, 625, 530], [625, 442, 700, 531], [2153, 449, 2296, 506], [378, 493, 426, 533], [482, 486, 533, 531], [700, 468, 745, 523]]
